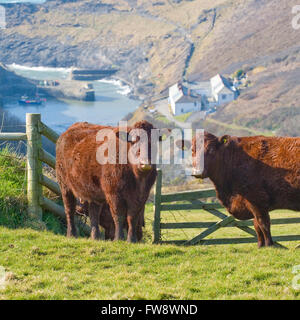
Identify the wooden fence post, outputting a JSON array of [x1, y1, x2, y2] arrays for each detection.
[[153, 168, 162, 244], [26, 113, 43, 220]]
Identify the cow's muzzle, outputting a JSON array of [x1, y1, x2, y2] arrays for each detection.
[[191, 169, 203, 179], [140, 164, 152, 171]]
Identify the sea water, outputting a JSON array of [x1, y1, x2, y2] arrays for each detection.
[[2, 64, 139, 133]]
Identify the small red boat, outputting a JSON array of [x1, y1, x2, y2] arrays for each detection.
[[18, 95, 46, 105]]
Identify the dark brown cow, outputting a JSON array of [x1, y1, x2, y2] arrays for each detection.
[[56, 120, 157, 242], [188, 132, 300, 247]]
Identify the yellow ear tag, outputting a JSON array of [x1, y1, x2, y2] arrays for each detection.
[[223, 138, 227, 144]]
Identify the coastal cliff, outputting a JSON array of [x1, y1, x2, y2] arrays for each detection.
[[0, 64, 95, 101], [0, 63, 36, 97], [0, 0, 299, 135]]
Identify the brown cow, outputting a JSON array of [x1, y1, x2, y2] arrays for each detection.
[[56, 120, 157, 242], [186, 132, 300, 247]]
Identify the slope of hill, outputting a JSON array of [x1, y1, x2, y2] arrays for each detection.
[[0, 63, 36, 97], [1, 147, 300, 300], [0, 0, 299, 134], [209, 64, 300, 137], [2, 223, 300, 300]]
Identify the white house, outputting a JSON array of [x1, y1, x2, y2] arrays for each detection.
[[210, 74, 237, 106], [169, 74, 237, 116], [169, 83, 202, 116]]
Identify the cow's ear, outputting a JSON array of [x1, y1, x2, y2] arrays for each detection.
[[219, 135, 230, 146]]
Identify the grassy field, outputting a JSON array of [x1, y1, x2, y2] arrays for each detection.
[[204, 118, 274, 137], [1, 148, 300, 300], [174, 112, 193, 123]]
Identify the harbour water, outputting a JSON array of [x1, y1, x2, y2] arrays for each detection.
[[2, 65, 139, 134]]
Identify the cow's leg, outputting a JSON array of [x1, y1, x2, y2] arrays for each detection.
[[247, 200, 273, 247], [89, 202, 102, 240], [253, 218, 265, 248], [136, 208, 145, 242], [62, 189, 77, 237], [106, 195, 126, 241], [251, 207, 273, 246], [256, 214, 273, 247], [112, 214, 125, 241], [127, 214, 139, 243], [104, 227, 113, 241], [99, 204, 115, 241], [136, 222, 143, 242]]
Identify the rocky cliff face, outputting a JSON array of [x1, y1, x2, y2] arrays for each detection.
[[0, 0, 228, 98], [0, 63, 36, 97], [0, 0, 299, 135]]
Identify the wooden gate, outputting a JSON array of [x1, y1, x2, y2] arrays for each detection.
[[153, 169, 300, 246], [0, 113, 90, 235]]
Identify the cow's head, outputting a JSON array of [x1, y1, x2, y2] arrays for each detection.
[[117, 121, 172, 174], [117, 120, 155, 173], [131, 120, 155, 172], [177, 132, 231, 179]]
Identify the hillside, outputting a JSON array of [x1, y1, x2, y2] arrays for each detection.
[[0, 0, 299, 134], [1, 139, 300, 299], [208, 64, 300, 137], [1, 148, 300, 300], [2, 224, 300, 300], [0, 63, 36, 97], [0, 147, 65, 233]]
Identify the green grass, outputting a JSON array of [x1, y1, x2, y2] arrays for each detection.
[[1, 148, 300, 299], [205, 118, 274, 136], [1, 221, 300, 300], [155, 115, 173, 125], [174, 112, 192, 123], [0, 147, 65, 234]]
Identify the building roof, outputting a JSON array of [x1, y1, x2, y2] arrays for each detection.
[[169, 83, 184, 103], [169, 83, 201, 104], [176, 95, 201, 104], [210, 74, 235, 95], [182, 81, 212, 97], [183, 80, 211, 91]]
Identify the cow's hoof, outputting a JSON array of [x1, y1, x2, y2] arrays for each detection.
[[127, 238, 137, 244], [90, 234, 101, 241], [257, 241, 265, 248], [67, 231, 77, 238]]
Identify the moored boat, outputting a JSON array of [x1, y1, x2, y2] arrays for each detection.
[[18, 95, 46, 105]]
